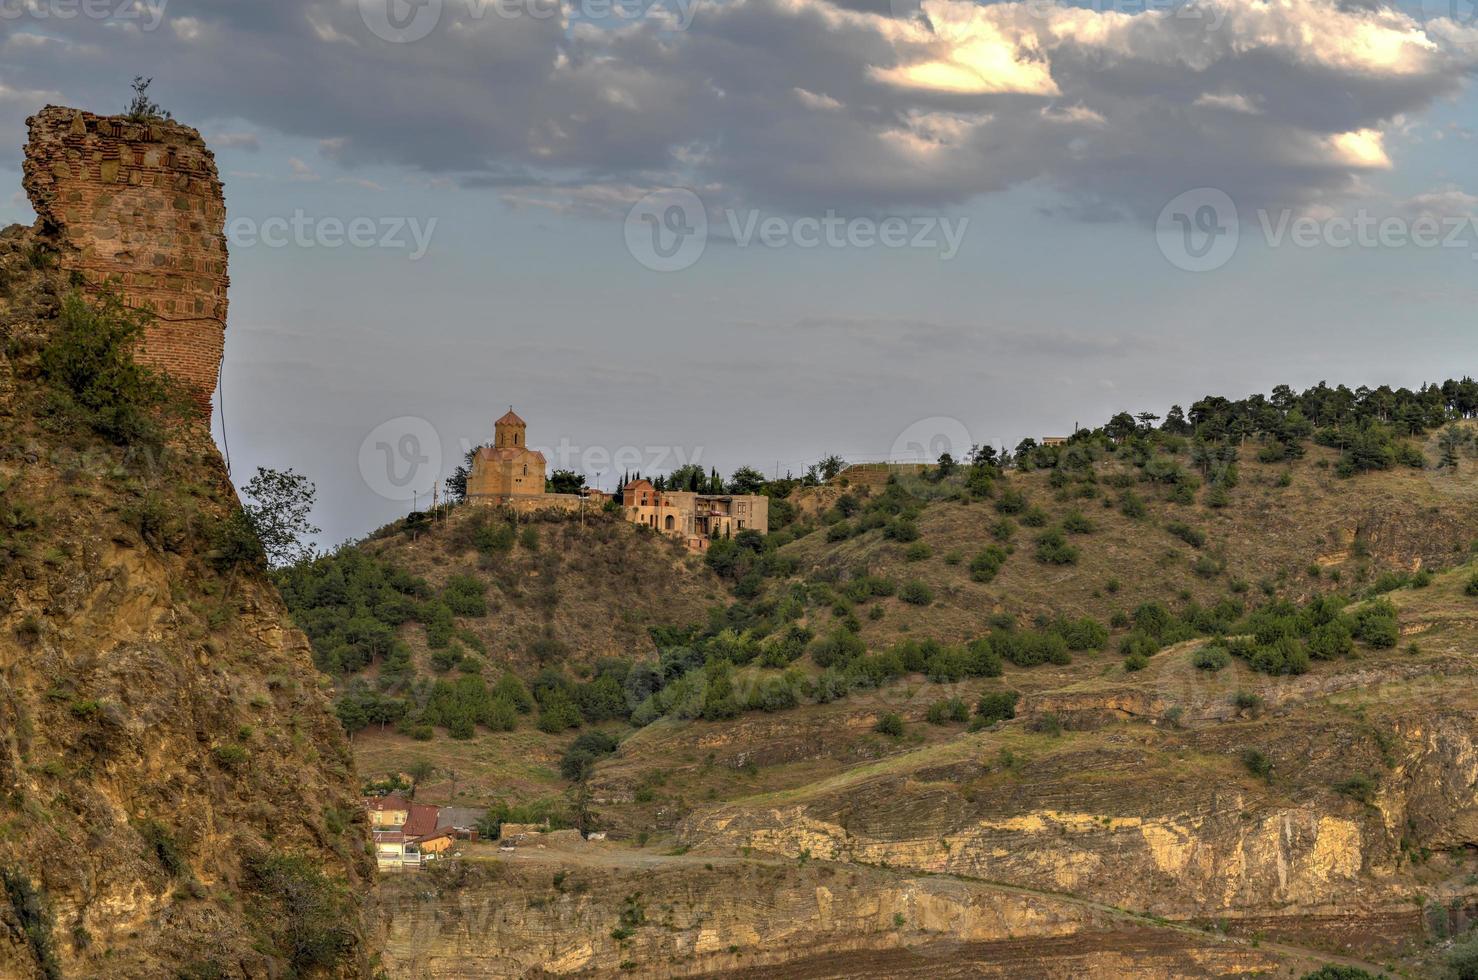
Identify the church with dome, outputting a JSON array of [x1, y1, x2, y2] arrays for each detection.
[[466, 409, 550, 503]]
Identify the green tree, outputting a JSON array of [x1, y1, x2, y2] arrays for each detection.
[[817, 455, 846, 481], [241, 467, 321, 567], [547, 469, 586, 494], [728, 466, 767, 494]]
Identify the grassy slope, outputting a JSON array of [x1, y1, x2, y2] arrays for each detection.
[[345, 506, 725, 798], [777, 439, 1478, 650]]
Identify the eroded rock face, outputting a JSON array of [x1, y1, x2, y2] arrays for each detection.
[[678, 710, 1478, 932], [22, 105, 228, 418], [374, 853, 1301, 979], [1, 142, 371, 975]]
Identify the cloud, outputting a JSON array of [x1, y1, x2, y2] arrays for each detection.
[[0, 0, 1473, 221], [287, 157, 320, 181], [1397, 185, 1478, 219], [210, 131, 261, 151]]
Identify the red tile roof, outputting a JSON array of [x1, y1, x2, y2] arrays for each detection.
[[403, 803, 441, 840], [496, 409, 526, 426], [366, 795, 411, 813]]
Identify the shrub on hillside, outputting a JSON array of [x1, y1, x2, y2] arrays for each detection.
[[560, 731, 620, 782], [1165, 521, 1206, 549], [1033, 528, 1079, 565], [900, 580, 934, 605], [1051, 616, 1108, 651], [926, 698, 969, 725], [1241, 748, 1273, 782], [811, 628, 865, 668], [1307, 620, 1354, 660], [1352, 600, 1399, 648], [969, 546, 1007, 583], [975, 690, 1019, 725], [883, 518, 920, 542], [444, 574, 487, 616], [1118, 491, 1147, 519], [1193, 644, 1231, 671], [1062, 510, 1095, 534], [39, 291, 175, 446], [994, 488, 1027, 514]]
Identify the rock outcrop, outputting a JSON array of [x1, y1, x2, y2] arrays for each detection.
[[22, 106, 229, 419], [1, 114, 371, 978]]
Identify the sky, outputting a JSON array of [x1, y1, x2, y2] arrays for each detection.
[[0, 0, 1475, 545]]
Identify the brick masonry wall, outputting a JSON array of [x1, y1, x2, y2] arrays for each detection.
[[22, 105, 229, 419]]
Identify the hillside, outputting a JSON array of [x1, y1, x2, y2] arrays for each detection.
[[0, 225, 374, 977], [306, 407, 1478, 977], [277, 504, 725, 802]]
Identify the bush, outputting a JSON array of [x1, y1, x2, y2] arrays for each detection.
[[1467, 573, 1478, 597], [1062, 510, 1095, 534], [560, 731, 620, 781], [883, 518, 919, 542], [1020, 506, 1049, 528], [811, 628, 865, 668], [444, 575, 487, 616], [874, 712, 904, 737], [1334, 774, 1377, 804], [1165, 521, 1206, 549], [1299, 968, 1383, 980], [536, 689, 584, 733], [904, 542, 932, 562], [1193, 644, 1231, 671], [241, 852, 356, 974], [1445, 936, 1478, 980], [975, 690, 1019, 725], [994, 488, 1027, 514], [925, 698, 969, 725], [1123, 653, 1149, 672], [900, 580, 934, 606], [1231, 690, 1264, 713], [1029, 712, 1063, 736], [1033, 528, 1079, 566], [1242, 748, 1273, 782], [968, 546, 1007, 583], [1352, 600, 1399, 648], [1119, 491, 1147, 519], [39, 291, 174, 445], [1307, 620, 1354, 660], [1052, 616, 1108, 651]]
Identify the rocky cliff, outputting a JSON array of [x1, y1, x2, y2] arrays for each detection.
[[0, 118, 373, 977], [374, 838, 1327, 978]]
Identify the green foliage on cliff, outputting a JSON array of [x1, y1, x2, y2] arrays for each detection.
[[38, 291, 173, 446]]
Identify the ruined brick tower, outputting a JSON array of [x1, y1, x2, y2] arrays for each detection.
[[22, 106, 229, 419]]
